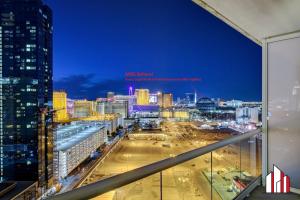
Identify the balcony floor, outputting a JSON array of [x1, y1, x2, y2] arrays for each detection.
[[246, 186, 300, 200]]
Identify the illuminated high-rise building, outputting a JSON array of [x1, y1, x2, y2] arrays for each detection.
[[53, 91, 68, 122], [185, 92, 197, 105], [129, 86, 133, 96], [135, 89, 149, 105], [67, 98, 75, 117], [114, 95, 136, 116], [149, 93, 158, 104], [162, 93, 173, 108], [96, 101, 106, 115], [0, 0, 53, 189], [112, 101, 128, 118], [157, 92, 163, 107]]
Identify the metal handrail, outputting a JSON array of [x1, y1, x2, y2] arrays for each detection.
[[49, 129, 261, 200]]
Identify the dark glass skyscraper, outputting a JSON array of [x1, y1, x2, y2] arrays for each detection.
[[0, 0, 53, 189]]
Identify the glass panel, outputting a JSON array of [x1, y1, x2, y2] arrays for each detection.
[[212, 141, 241, 200], [92, 173, 160, 200], [268, 36, 300, 188], [240, 133, 262, 187], [162, 153, 212, 200], [81, 133, 262, 200]]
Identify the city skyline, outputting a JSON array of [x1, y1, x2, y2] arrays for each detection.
[[45, 0, 262, 101], [1, 0, 300, 199], [54, 86, 260, 104]]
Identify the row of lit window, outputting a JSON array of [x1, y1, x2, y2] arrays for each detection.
[[20, 88, 37, 92]]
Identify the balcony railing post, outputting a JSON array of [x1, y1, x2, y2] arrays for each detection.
[[240, 140, 242, 182], [210, 151, 212, 200], [160, 171, 162, 200]]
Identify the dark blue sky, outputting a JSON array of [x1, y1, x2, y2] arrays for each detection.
[[45, 0, 262, 101]]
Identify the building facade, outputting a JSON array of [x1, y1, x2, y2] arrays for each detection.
[[53, 91, 68, 122], [184, 92, 197, 105], [236, 107, 259, 124], [73, 100, 94, 118], [135, 89, 149, 105], [112, 101, 128, 119], [114, 95, 136, 117], [157, 92, 163, 107], [96, 100, 128, 119], [55, 122, 107, 179], [149, 93, 158, 104], [160, 109, 189, 120], [225, 100, 243, 108], [162, 93, 173, 108], [107, 92, 114, 100], [196, 97, 216, 112], [0, 0, 53, 189]]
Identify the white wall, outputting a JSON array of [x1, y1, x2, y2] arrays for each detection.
[[266, 33, 300, 189]]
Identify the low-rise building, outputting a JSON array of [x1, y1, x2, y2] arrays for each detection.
[[225, 100, 243, 108], [173, 111, 189, 119], [54, 122, 107, 180], [131, 105, 160, 118], [196, 97, 217, 112], [160, 109, 189, 120], [236, 107, 259, 124], [73, 100, 95, 118]]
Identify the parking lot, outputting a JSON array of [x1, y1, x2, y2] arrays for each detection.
[[79, 121, 261, 200]]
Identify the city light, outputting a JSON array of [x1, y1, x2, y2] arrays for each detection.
[[5, 0, 297, 200]]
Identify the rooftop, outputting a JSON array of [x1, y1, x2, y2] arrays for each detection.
[[56, 123, 105, 152]]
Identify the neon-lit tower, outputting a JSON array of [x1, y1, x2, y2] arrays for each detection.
[[129, 86, 133, 96]]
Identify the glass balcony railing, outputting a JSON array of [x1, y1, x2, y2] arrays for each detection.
[[49, 129, 261, 200]]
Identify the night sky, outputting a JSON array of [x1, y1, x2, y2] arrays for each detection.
[[45, 0, 262, 101]]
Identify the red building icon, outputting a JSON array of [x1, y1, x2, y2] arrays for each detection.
[[266, 165, 290, 193]]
